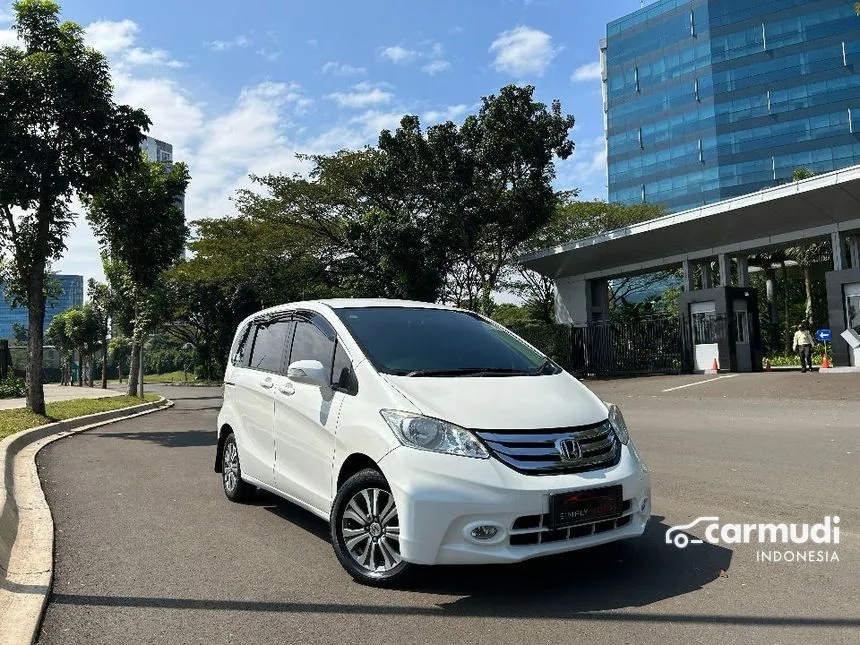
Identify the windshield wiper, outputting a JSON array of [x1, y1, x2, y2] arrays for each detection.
[[400, 367, 532, 377], [530, 358, 557, 375]]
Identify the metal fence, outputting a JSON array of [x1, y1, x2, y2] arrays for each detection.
[[9, 345, 62, 383], [0, 340, 9, 381], [508, 316, 696, 378]]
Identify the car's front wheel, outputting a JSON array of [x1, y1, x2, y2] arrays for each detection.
[[221, 433, 255, 502], [331, 468, 413, 587]]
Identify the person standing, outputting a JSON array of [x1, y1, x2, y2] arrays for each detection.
[[792, 323, 815, 373]]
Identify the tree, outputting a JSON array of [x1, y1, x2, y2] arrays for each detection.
[[793, 167, 814, 181], [11, 322, 28, 343], [451, 85, 575, 315], [161, 266, 239, 380], [238, 85, 574, 312], [0, 0, 149, 413], [108, 336, 132, 383], [87, 278, 111, 388], [85, 155, 190, 396], [46, 311, 72, 385]]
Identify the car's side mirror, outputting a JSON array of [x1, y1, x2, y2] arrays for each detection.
[[287, 359, 328, 388]]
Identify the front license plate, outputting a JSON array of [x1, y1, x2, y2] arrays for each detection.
[[549, 485, 623, 529]]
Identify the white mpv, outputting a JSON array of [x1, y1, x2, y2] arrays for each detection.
[[215, 299, 651, 586]]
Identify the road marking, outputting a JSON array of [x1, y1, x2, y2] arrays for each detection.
[[662, 374, 738, 392]]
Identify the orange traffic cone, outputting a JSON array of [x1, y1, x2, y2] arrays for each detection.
[[821, 354, 831, 369], [711, 358, 719, 372]]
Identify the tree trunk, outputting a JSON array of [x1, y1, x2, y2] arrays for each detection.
[[101, 338, 108, 389], [803, 266, 813, 324], [765, 270, 779, 353], [26, 264, 47, 415], [77, 348, 83, 386], [781, 261, 791, 352], [89, 354, 95, 387], [127, 342, 140, 397]]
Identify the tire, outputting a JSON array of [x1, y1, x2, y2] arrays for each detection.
[[221, 433, 255, 503], [330, 468, 413, 587]]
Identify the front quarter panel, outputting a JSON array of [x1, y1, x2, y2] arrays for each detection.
[[330, 360, 416, 499]]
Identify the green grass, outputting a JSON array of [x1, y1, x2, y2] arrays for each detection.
[[143, 370, 188, 383], [0, 393, 159, 440]]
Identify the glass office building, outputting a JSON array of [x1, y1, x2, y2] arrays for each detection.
[[0, 275, 84, 341], [604, 0, 860, 212]]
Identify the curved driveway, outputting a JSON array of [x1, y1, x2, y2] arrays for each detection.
[[35, 379, 860, 644]]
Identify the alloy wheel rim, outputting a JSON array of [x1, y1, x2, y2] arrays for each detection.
[[341, 487, 401, 573], [223, 441, 239, 492]]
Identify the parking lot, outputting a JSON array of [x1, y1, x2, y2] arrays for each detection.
[[35, 374, 860, 645]]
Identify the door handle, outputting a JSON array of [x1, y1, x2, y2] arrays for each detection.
[[260, 377, 274, 389], [278, 383, 295, 396]]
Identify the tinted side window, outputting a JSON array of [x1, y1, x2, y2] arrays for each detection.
[[289, 321, 335, 374], [332, 340, 354, 392], [249, 321, 291, 373], [231, 324, 252, 366]]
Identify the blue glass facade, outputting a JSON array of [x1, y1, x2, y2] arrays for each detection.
[[605, 0, 860, 212], [0, 275, 84, 340]]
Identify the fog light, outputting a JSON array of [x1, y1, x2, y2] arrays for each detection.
[[471, 525, 499, 540]]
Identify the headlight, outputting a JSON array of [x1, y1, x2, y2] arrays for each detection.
[[606, 403, 630, 445], [380, 410, 489, 459]]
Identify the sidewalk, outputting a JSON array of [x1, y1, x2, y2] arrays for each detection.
[[0, 385, 123, 411]]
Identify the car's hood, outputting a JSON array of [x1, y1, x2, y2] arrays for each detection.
[[381, 371, 608, 430]]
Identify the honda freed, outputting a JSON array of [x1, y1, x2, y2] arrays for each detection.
[[215, 299, 651, 586]]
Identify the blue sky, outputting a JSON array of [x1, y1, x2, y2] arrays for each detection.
[[1, 0, 647, 286]]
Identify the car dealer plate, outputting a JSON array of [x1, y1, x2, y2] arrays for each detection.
[[549, 485, 623, 529]]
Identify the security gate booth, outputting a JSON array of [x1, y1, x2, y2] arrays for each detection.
[[679, 287, 762, 372]]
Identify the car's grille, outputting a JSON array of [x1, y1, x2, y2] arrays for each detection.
[[473, 420, 620, 475], [509, 501, 633, 546]]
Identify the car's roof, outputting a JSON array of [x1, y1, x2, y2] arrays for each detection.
[[248, 298, 464, 320], [316, 298, 459, 310]]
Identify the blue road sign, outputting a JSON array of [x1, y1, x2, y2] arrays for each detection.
[[816, 329, 831, 342]]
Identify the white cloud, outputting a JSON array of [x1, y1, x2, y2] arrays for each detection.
[[555, 135, 607, 199], [0, 27, 18, 47], [571, 61, 602, 82], [322, 61, 367, 76], [84, 19, 185, 69], [421, 59, 450, 75], [124, 47, 185, 68], [85, 19, 138, 55], [328, 82, 393, 108], [49, 18, 412, 289], [423, 104, 470, 125], [489, 25, 556, 77], [204, 35, 250, 51], [256, 48, 281, 62], [379, 45, 418, 64]]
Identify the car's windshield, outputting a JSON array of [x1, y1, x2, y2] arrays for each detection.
[[334, 306, 551, 376]]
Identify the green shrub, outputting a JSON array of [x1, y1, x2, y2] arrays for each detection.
[[0, 377, 27, 399]]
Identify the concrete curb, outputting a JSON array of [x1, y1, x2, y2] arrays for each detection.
[[0, 397, 174, 645]]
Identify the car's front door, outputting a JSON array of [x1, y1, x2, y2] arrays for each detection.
[[273, 312, 347, 513], [233, 317, 293, 488]]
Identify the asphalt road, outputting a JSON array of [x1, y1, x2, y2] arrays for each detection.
[[35, 375, 860, 645]]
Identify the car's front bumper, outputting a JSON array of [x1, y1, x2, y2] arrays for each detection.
[[378, 442, 651, 565]]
